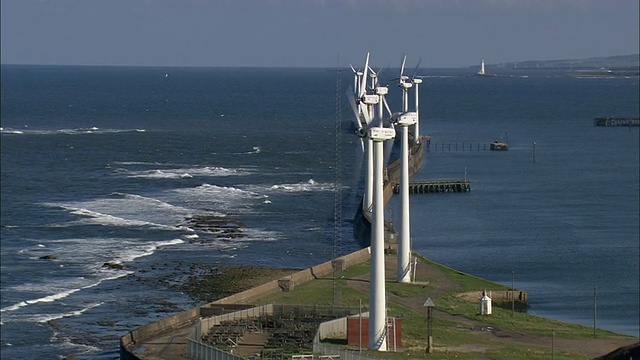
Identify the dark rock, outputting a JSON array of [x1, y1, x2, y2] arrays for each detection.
[[102, 262, 125, 270], [39, 254, 58, 260]]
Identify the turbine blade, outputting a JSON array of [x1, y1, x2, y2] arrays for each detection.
[[360, 103, 373, 126], [383, 97, 392, 117], [411, 58, 422, 79], [346, 86, 362, 130], [359, 52, 370, 97]]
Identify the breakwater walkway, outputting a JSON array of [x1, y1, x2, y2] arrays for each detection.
[[393, 179, 471, 194], [593, 117, 640, 127]]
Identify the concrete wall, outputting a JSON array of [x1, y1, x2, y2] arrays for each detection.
[[120, 306, 199, 360], [210, 247, 371, 305], [120, 248, 372, 358]]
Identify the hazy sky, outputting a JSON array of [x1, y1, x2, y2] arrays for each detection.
[[1, 0, 638, 68]]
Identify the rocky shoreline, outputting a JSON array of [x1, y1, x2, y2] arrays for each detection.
[[177, 264, 298, 303]]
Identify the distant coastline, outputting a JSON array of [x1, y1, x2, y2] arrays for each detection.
[[472, 54, 640, 71]]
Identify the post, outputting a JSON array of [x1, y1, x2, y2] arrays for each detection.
[[532, 141, 536, 163], [551, 331, 555, 360], [359, 298, 362, 352], [593, 287, 597, 337], [511, 270, 515, 316], [424, 298, 435, 354]]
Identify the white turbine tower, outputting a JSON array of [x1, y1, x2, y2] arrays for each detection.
[[394, 111, 416, 283], [368, 114, 395, 352], [410, 59, 423, 144], [412, 76, 423, 144], [395, 55, 418, 283]]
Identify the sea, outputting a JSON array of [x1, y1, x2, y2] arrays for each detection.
[[1, 64, 638, 359]]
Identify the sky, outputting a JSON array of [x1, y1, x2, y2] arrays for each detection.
[[1, 0, 638, 68]]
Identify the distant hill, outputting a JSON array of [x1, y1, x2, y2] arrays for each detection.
[[483, 54, 639, 70]]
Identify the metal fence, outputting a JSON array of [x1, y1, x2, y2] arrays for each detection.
[[187, 338, 246, 360]]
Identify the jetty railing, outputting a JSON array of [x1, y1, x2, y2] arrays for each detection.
[[393, 179, 471, 194], [593, 117, 640, 127]]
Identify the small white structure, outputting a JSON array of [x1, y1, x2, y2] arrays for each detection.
[[477, 59, 486, 76], [480, 290, 492, 315]]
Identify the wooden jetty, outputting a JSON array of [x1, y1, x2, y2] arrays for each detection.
[[428, 141, 510, 152], [393, 179, 471, 194], [593, 117, 639, 127]]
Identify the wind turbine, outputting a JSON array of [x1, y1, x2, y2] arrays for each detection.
[[395, 55, 419, 283], [348, 53, 378, 213], [368, 66, 396, 168], [368, 106, 395, 352], [394, 111, 416, 283], [410, 59, 423, 144]]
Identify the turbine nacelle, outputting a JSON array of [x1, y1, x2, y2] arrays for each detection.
[[375, 87, 388, 96], [393, 112, 417, 126], [412, 78, 423, 84], [361, 94, 379, 105], [368, 126, 396, 141], [399, 81, 413, 89]]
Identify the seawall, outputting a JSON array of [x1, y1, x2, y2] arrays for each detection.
[[353, 135, 425, 248], [119, 248, 372, 359]]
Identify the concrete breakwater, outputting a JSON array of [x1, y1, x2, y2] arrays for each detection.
[[119, 248, 373, 359], [353, 136, 425, 248]]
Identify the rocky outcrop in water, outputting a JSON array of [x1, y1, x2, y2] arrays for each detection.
[[182, 214, 246, 241]]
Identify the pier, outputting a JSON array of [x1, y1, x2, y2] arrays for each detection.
[[393, 179, 471, 194], [427, 141, 509, 152], [593, 117, 640, 127]]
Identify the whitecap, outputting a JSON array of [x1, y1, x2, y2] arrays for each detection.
[[25, 302, 104, 323], [267, 179, 334, 193]]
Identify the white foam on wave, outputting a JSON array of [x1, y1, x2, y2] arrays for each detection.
[[110, 192, 190, 212], [0, 129, 24, 134], [1, 237, 183, 316], [115, 238, 184, 263], [55, 127, 142, 135], [45, 192, 196, 231], [57, 205, 181, 230], [174, 183, 265, 201], [267, 179, 335, 193], [234, 228, 282, 242], [19, 302, 104, 324], [124, 165, 250, 179], [2, 127, 143, 136]]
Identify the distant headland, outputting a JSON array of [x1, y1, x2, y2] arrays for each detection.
[[473, 54, 639, 71]]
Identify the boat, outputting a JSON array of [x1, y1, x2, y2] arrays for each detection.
[[490, 141, 508, 151]]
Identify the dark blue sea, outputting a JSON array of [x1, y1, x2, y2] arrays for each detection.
[[1, 65, 638, 359]]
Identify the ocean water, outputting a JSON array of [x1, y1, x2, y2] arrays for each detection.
[[1, 65, 638, 359]]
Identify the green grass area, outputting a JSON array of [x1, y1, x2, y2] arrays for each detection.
[[256, 253, 634, 359]]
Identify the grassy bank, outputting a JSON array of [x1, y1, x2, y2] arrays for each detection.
[[251, 253, 636, 360]]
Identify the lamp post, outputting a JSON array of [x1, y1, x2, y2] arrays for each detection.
[[424, 298, 435, 354]]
